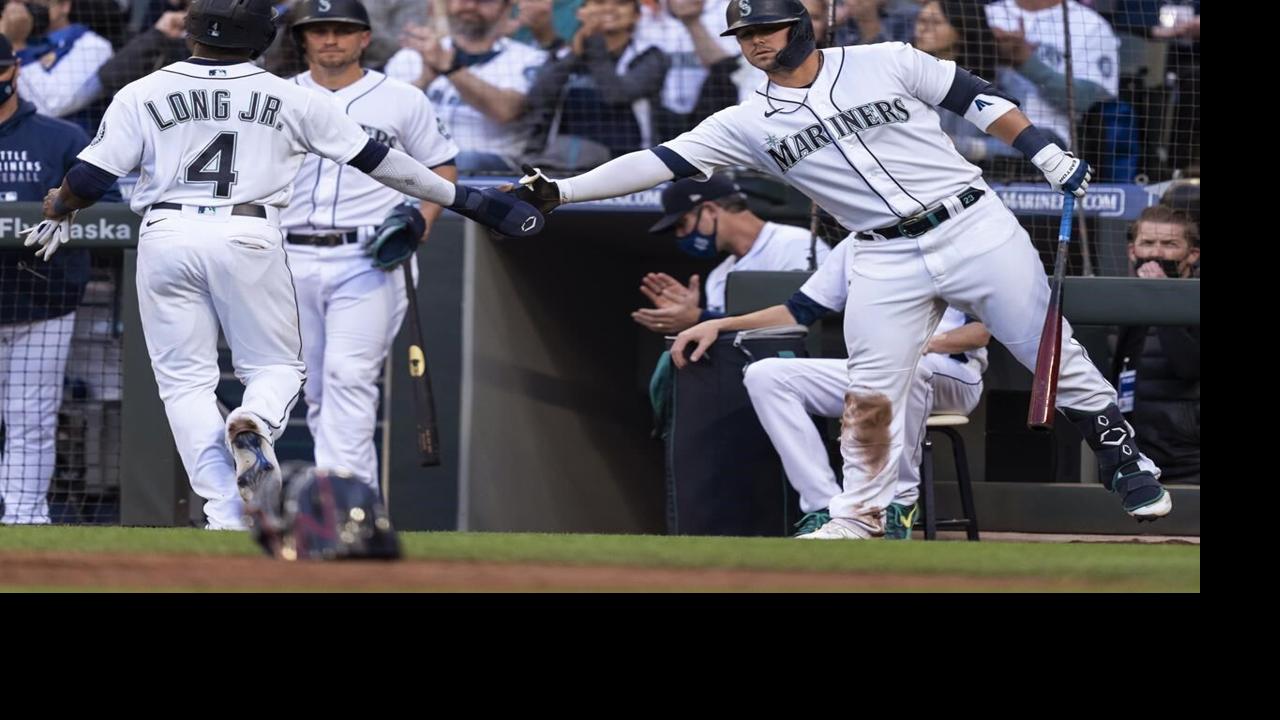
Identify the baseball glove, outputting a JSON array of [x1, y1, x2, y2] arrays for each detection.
[[365, 205, 426, 270]]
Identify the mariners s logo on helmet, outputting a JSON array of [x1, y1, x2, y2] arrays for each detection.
[[739, 0, 752, 17], [319, 0, 332, 10]]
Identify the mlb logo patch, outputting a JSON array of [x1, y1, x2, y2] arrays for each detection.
[[209, 69, 228, 77], [199, 206, 217, 215], [209, 21, 221, 38]]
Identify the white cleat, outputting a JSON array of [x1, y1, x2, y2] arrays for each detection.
[[795, 518, 873, 540]]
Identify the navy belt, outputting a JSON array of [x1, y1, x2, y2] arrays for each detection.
[[856, 188, 985, 240], [150, 202, 268, 218], [286, 232, 359, 247]]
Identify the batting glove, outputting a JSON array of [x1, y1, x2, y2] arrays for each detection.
[[513, 164, 563, 215], [19, 211, 78, 261], [1032, 147, 1092, 198]]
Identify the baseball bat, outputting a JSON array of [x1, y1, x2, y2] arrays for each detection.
[[401, 259, 442, 466], [1027, 194, 1075, 431]]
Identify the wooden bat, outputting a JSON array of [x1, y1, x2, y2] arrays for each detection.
[[401, 260, 441, 466], [1027, 194, 1075, 431]]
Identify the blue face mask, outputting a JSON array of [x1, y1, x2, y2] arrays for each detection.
[[675, 208, 719, 258]]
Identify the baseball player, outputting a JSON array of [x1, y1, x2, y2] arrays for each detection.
[[281, 0, 458, 490], [20, 0, 542, 529], [703, 236, 988, 538], [510, 0, 1171, 538]]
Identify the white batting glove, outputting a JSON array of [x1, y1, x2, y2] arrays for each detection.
[[19, 211, 78, 261], [1031, 146, 1092, 198]]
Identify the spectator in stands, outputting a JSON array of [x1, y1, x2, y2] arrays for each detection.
[[636, 0, 746, 141], [632, 173, 829, 334], [385, 0, 546, 172], [1110, 205, 1199, 484], [0, 34, 117, 524], [0, 0, 111, 123], [524, 0, 667, 168], [985, 0, 1118, 151], [97, 0, 189, 98]]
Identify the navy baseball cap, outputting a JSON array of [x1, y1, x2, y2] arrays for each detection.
[[648, 174, 743, 233], [0, 35, 17, 67]]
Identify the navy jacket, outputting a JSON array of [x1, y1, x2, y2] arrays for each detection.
[[0, 100, 119, 324]]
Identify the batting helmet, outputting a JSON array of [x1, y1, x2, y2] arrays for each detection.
[[290, 0, 373, 51], [185, 0, 280, 59], [720, 0, 816, 70], [247, 465, 402, 561]]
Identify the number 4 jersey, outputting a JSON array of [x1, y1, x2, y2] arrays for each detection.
[[78, 58, 372, 215]]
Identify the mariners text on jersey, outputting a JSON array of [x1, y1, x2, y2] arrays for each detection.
[[145, 89, 285, 131], [766, 98, 912, 173]]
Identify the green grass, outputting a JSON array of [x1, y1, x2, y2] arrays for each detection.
[[0, 526, 1200, 591]]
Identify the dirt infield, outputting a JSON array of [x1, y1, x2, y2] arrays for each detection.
[[1, 551, 1140, 592]]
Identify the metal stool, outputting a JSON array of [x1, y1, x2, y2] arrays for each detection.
[[917, 415, 980, 541]]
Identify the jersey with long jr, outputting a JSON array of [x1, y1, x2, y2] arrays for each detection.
[[79, 58, 371, 213]]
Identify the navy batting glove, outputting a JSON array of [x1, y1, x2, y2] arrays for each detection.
[[450, 185, 544, 237]]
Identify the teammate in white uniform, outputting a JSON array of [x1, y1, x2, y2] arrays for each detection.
[[726, 237, 987, 538], [510, 0, 1171, 538], [282, 0, 458, 489], [20, 0, 542, 529]]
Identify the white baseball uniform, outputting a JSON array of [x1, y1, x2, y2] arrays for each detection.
[[704, 221, 829, 314], [79, 57, 382, 529], [743, 238, 985, 513], [657, 43, 1149, 534], [282, 69, 457, 488]]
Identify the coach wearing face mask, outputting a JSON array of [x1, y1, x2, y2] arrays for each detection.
[[632, 173, 829, 335], [1110, 204, 1201, 484]]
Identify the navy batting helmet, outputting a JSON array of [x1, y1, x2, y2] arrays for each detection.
[[720, 0, 816, 70], [248, 465, 401, 561], [185, 0, 280, 59], [290, 0, 373, 51]]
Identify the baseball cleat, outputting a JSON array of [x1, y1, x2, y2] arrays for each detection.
[[793, 509, 831, 537], [884, 502, 918, 540], [795, 518, 872, 540], [229, 425, 281, 507]]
